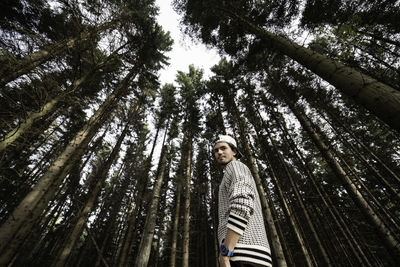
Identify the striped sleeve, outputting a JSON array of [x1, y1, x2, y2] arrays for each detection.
[[227, 212, 248, 235], [226, 161, 255, 235]]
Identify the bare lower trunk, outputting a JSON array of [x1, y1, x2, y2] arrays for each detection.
[[277, 149, 331, 265], [118, 189, 145, 267], [182, 147, 192, 267], [135, 145, 169, 267], [269, 111, 332, 265], [170, 184, 182, 267]]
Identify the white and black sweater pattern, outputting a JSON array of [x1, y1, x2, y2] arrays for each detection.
[[218, 160, 272, 266]]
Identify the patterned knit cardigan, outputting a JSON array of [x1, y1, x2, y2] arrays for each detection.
[[218, 160, 272, 266]]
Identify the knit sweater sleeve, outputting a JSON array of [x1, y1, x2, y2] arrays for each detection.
[[225, 161, 255, 235]]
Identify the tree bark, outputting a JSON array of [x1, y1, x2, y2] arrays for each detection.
[[182, 145, 192, 267], [263, 178, 295, 267], [117, 178, 147, 267], [274, 140, 332, 266], [328, 110, 400, 184], [169, 182, 182, 267], [323, 115, 400, 201]]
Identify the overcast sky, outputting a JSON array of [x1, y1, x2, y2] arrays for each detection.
[[155, 0, 221, 85]]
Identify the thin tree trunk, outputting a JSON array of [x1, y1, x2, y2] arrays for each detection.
[[117, 131, 154, 267], [209, 158, 220, 267], [271, 109, 372, 266], [336, 152, 400, 232], [0, 32, 87, 86], [325, 117, 400, 201], [263, 179, 295, 267], [86, 226, 111, 267], [262, 143, 315, 267], [356, 30, 400, 48], [118, 185, 145, 267], [0, 70, 136, 265], [274, 140, 332, 266], [0, 107, 61, 168], [148, 123, 161, 161], [285, 96, 400, 260], [182, 145, 192, 267], [114, 200, 136, 267], [328, 110, 400, 184], [309, 103, 400, 200], [93, 163, 126, 267], [352, 43, 400, 76], [135, 143, 169, 267], [170, 183, 182, 267]]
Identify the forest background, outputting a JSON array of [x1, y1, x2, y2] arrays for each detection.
[[0, 0, 399, 266]]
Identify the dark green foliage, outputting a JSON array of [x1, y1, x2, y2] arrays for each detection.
[[0, 0, 47, 32], [301, 0, 400, 33]]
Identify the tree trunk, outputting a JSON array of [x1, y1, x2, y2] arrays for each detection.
[[209, 158, 220, 267], [93, 165, 126, 267], [335, 152, 400, 232], [117, 183, 146, 267], [170, 182, 182, 267], [329, 110, 400, 184], [135, 144, 169, 267], [117, 127, 154, 267], [0, 107, 61, 168], [182, 145, 192, 267], [225, 9, 400, 131], [263, 178, 295, 267], [0, 70, 136, 265], [325, 118, 400, 201], [87, 226, 111, 267]]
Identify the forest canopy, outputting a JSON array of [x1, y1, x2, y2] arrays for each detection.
[[0, 0, 399, 266]]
